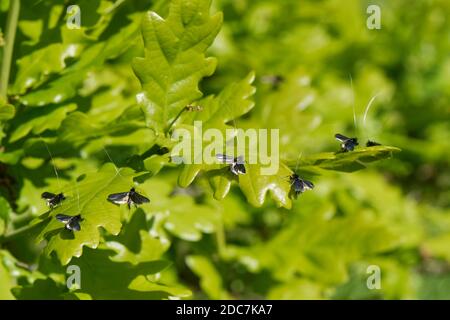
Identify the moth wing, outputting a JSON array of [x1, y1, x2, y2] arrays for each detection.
[[55, 214, 72, 224], [236, 156, 245, 164], [67, 220, 81, 231], [107, 192, 129, 204], [335, 134, 349, 142], [292, 179, 303, 191], [130, 192, 150, 204], [235, 163, 246, 174], [216, 154, 235, 164], [42, 192, 56, 199], [345, 139, 358, 151], [302, 180, 314, 190]]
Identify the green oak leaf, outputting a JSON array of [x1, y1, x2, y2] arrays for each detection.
[[11, 43, 78, 95], [83, 68, 138, 124], [12, 278, 67, 300], [107, 230, 170, 265], [12, 246, 190, 300], [68, 246, 189, 299], [18, 13, 142, 106], [238, 163, 293, 208], [175, 73, 256, 185], [138, 178, 220, 241], [132, 0, 223, 132], [180, 71, 256, 129], [10, 0, 105, 96], [9, 103, 77, 142], [161, 196, 219, 241], [57, 111, 147, 147], [286, 146, 402, 173], [143, 154, 175, 176], [176, 73, 293, 208], [35, 163, 137, 265]]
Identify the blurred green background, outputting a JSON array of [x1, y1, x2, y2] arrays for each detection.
[[0, 0, 449, 299]]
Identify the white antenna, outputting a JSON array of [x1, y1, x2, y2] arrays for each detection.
[[360, 92, 381, 142], [363, 93, 381, 127], [284, 151, 303, 181], [39, 135, 61, 190], [101, 145, 125, 179], [348, 73, 358, 135], [223, 99, 239, 158]]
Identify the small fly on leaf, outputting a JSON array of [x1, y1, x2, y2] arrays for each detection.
[[56, 214, 83, 232], [41, 192, 66, 209], [366, 140, 381, 147], [289, 173, 314, 199], [107, 187, 150, 209], [335, 134, 359, 152], [216, 154, 246, 175]]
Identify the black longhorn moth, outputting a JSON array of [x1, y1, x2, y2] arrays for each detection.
[[289, 173, 314, 199], [335, 133, 359, 152], [42, 192, 66, 209], [107, 187, 150, 209], [216, 154, 246, 175], [56, 214, 83, 232]]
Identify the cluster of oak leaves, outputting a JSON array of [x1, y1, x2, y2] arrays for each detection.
[[43, 132, 376, 234]]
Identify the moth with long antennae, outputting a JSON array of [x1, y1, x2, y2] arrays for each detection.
[[39, 136, 61, 189], [287, 153, 314, 198], [39, 136, 66, 208], [56, 214, 83, 232], [107, 187, 150, 209], [42, 192, 66, 209], [289, 174, 314, 199], [333, 75, 359, 153], [335, 133, 359, 152], [216, 154, 246, 176], [346, 78, 383, 148], [215, 100, 247, 176]]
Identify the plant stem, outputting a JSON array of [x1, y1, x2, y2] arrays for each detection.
[[166, 106, 188, 134], [0, 0, 20, 99], [166, 105, 202, 134], [0, 220, 45, 245]]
